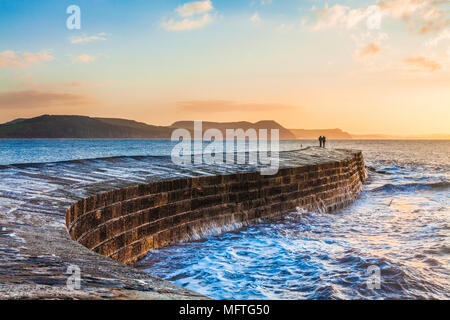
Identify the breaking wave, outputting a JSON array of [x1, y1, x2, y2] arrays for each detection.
[[371, 181, 450, 193]]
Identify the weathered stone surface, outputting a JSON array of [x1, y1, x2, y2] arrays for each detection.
[[0, 147, 365, 299]]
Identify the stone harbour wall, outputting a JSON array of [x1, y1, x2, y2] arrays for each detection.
[[66, 151, 366, 266]]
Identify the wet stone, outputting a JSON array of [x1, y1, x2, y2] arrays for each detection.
[[0, 147, 365, 299]]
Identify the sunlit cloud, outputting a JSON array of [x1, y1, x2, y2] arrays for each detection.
[[175, 0, 213, 17], [425, 28, 450, 46], [0, 90, 93, 109], [310, 1, 449, 34], [162, 0, 214, 31], [70, 33, 107, 44], [378, 0, 449, 34], [378, 0, 427, 19], [359, 42, 381, 58], [74, 54, 95, 63], [250, 12, 261, 24], [403, 56, 442, 72], [162, 14, 213, 31], [351, 32, 389, 71], [311, 4, 371, 30], [0, 50, 54, 68], [19, 80, 100, 90]]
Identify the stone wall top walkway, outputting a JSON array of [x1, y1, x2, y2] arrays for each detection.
[[0, 147, 364, 299]]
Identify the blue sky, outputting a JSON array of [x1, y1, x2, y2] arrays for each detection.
[[0, 0, 449, 134]]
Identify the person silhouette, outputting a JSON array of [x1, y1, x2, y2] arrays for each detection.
[[318, 136, 323, 148], [323, 136, 327, 148]]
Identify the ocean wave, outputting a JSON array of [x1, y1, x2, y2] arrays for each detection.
[[366, 166, 392, 175], [370, 181, 450, 193]]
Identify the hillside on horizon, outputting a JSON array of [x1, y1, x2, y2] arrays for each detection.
[[0, 115, 174, 139], [0, 115, 297, 139], [0, 115, 448, 140]]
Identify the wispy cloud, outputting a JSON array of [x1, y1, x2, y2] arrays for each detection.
[[162, 1, 215, 31], [351, 32, 389, 71], [359, 42, 381, 58], [0, 51, 53, 68], [19, 80, 100, 90], [175, 0, 213, 17], [250, 12, 261, 24], [250, 0, 272, 6], [425, 28, 450, 46], [0, 90, 93, 109], [310, 0, 449, 34], [403, 56, 442, 72], [177, 100, 298, 113], [70, 33, 107, 44], [378, 0, 427, 18], [162, 14, 213, 31], [60, 81, 98, 88], [74, 54, 95, 63], [378, 0, 449, 34], [311, 4, 371, 30]]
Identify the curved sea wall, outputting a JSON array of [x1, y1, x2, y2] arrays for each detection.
[[66, 151, 366, 266], [0, 148, 365, 299]]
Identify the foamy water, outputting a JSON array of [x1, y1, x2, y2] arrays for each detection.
[[135, 140, 450, 299], [1, 139, 448, 299]]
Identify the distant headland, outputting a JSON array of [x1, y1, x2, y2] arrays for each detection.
[[0, 115, 448, 140]]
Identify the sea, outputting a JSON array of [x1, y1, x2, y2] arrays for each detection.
[[0, 139, 448, 299]]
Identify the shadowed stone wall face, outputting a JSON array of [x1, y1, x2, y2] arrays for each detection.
[[66, 152, 366, 265]]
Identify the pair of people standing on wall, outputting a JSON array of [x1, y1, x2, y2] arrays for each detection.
[[319, 136, 327, 148]]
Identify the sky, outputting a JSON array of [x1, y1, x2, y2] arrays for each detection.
[[0, 0, 449, 135]]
